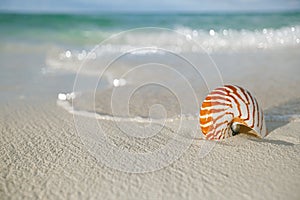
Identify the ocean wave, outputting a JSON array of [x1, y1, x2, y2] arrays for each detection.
[[44, 25, 300, 74], [175, 25, 300, 52], [48, 25, 300, 54]]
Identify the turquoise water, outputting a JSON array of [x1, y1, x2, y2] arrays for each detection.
[[1, 11, 299, 80], [1, 12, 300, 45]]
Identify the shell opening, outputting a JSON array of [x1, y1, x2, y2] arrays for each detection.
[[231, 122, 240, 136], [234, 123, 262, 138]]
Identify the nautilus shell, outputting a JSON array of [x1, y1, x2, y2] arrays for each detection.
[[200, 85, 267, 140]]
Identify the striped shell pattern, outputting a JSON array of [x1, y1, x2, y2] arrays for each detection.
[[200, 85, 267, 140]]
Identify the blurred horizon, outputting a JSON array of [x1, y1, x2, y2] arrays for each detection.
[[1, 10, 300, 15], [1, 0, 300, 14]]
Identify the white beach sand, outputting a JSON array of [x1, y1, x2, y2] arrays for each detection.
[[0, 96, 299, 199]]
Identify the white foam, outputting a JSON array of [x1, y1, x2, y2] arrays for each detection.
[[44, 25, 300, 75], [57, 92, 300, 124]]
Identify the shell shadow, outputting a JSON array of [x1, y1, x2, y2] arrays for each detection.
[[265, 121, 288, 133], [249, 138, 295, 146], [264, 98, 300, 133]]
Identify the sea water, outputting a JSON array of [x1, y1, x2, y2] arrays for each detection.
[[1, 12, 300, 122]]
